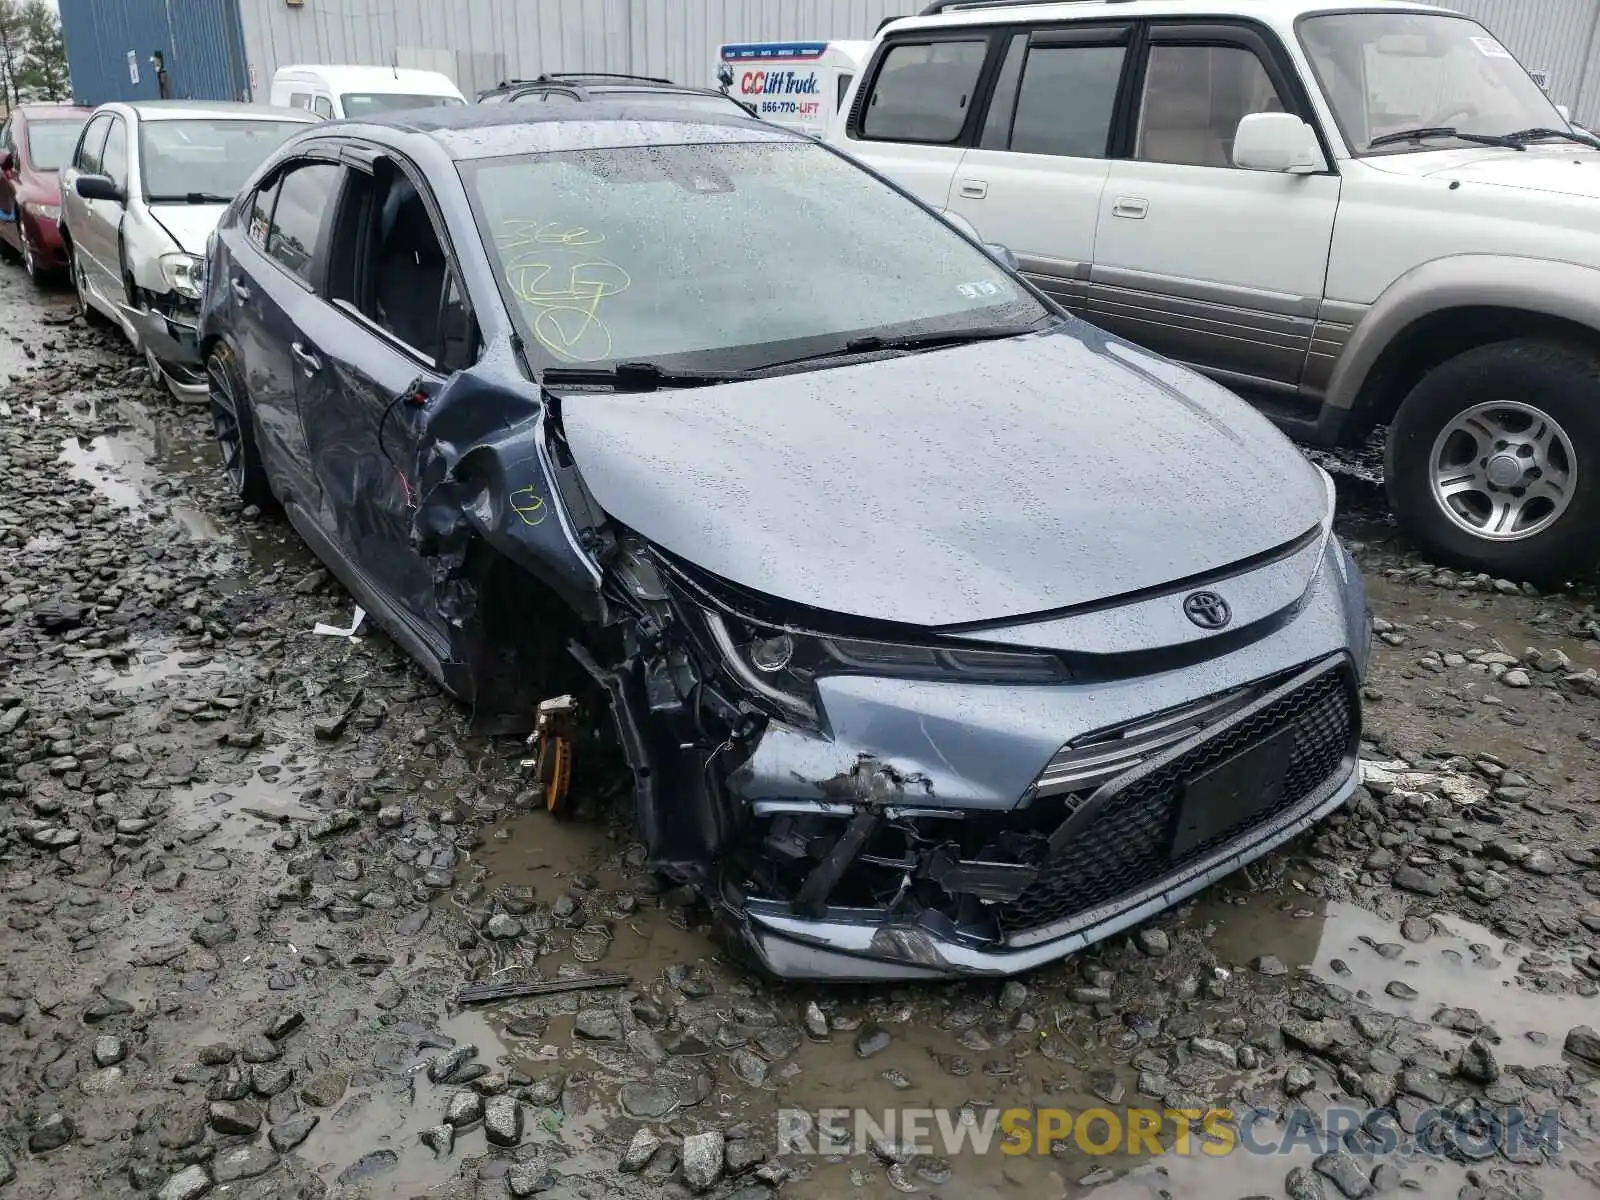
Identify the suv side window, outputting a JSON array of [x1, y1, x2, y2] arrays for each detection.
[[982, 36, 1127, 157], [77, 115, 110, 174], [266, 160, 342, 281], [1136, 43, 1286, 168], [101, 118, 129, 192], [860, 39, 988, 143]]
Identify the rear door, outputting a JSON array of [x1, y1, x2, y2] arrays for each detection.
[[836, 33, 994, 211], [945, 25, 1132, 310], [219, 154, 344, 510], [301, 154, 477, 643]]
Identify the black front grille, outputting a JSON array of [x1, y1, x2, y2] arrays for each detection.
[[998, 665, 1356, 938]]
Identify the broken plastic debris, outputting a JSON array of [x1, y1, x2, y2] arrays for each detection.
[[312, 606, 366, 639]]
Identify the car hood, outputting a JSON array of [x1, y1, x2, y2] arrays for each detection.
[[147, 203, 228, 255], [1366, 143, 1600, 199], [559, 325, 1327, 628]]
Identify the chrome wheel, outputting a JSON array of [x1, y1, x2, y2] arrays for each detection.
[[208, 357, 246, 493], [1429, 400, 1577, 541]]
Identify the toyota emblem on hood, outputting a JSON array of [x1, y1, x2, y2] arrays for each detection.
[[1183, 590, 1232, 630]]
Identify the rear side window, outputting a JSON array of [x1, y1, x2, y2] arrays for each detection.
[[287, 92, 312, 109], [836, 73, 854, 108], [312, 96, 333, 118], [1010, 44, 1126, 157], [860, 39, 988, 143], [266, 161, 341, 281]]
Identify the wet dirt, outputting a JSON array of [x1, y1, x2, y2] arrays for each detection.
[[3, 265, 1600, 1200]]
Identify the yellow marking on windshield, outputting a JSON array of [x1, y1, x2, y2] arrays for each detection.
[[496, 217, 631, 361]]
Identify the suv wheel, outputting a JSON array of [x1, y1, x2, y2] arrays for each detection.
[[206, 345, 274, 509], [1386, 339, 1600, 582]]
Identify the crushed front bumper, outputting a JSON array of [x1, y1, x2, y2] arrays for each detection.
[[733, 656, 1360, 980], [125, 302, 207, 400], [713, 539, 1368, 981]]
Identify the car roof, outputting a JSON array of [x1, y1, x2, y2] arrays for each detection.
[[331, 101, 794, 160], [15, 103, 92, 118], [108, 100, 320, 122], [888, 0, 1450, 32], [276, 64, 461, 93]]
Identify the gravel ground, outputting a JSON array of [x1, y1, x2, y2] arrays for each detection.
[[2, 266, 1599, 1200]]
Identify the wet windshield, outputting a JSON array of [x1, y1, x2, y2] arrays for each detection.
[[460, 139, 1048, 371], [141, 118, 307, 202], [1299, 12, 1567, 154], [26, 118, 88, 171], [340, 93, 464, 116]]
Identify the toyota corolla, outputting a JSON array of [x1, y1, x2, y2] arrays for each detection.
[[198, 103, 1369, 980]]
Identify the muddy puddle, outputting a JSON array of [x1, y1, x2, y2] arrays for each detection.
[[435, 810, 1600, 1199]]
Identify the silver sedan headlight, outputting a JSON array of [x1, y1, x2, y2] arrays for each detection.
[[159, 252, 204, 299]]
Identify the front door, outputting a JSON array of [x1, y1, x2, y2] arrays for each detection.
[[60, 113, 113, 301], [0, 118, 18, 252], [1088, 23, 1340, 393], [300, 159, 470, 645]]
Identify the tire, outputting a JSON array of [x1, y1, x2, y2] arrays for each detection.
[[1385, 339, 1600, 582], [206, 344, 275, 510]]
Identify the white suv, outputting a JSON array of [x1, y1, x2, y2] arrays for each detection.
[[832, 0, 1600, 581]]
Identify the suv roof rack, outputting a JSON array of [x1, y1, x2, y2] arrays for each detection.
[[537, 71, 675, 85], [918, 0, 1128, 13]]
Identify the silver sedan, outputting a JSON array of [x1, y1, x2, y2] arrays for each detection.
[[58, 100, 317, 399]]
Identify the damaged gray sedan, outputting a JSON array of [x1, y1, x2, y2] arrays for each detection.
[[199, 104, 1369, 981]]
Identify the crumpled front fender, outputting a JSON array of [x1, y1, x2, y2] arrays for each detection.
[[409, 363, 603, 623]]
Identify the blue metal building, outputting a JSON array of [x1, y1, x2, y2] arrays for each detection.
[[58, 0, 251, 106]]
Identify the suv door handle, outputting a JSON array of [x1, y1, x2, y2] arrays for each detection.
[[958, 179, 988, 199], [229, 277, 251, 302], [290, 341, 322, 375], [1112, 196, 1148, 219]]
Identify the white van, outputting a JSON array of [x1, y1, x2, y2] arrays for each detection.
[[716, 41, 871, 137], [268, 65, 465, 120]]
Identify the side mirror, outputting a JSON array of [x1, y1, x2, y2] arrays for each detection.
[[75, 174, 124, 203], [1557, 103, 1572, 122], [1232, 112, 1320, 174], [985, 242, 1019, 272]]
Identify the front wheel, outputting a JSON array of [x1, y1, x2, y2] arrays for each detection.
[[1385, 339, 1600, 582]]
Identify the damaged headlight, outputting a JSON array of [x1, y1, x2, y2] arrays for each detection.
[[159, 252, 204, 299], [702, 610, 1067, 728]]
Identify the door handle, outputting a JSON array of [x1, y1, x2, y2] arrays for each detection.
[[229, 277, 251, 302], [958, 179, 988, 199], [290, 341, 322, 375], [1112, 196, 1148, 219]]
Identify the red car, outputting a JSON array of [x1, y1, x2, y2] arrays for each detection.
[[0, 104, 92, 282]]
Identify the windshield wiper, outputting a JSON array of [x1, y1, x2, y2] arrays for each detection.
[[539, 361, 755, 392], [758, 325, 1035, 371], [1502, 126, 1600, 149], [1367, 127, 1525, 151], [148, 192, 234, 204]]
